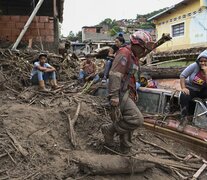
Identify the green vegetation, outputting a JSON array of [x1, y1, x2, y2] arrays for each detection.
[[109, 26, 122, 36], [98, 8, 167, 36], [135, 8, 167, 29], [99, 18, 118, 29], [136, 22, 155, 29], [67, 31, 82, 42], [136, 7, 167, 19], [99, 18, 123, 36]]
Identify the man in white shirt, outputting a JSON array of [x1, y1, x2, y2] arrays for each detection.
[[31, 52, 61, 91]]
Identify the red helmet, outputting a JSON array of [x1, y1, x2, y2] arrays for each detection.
[[130, 30, 153, 45]]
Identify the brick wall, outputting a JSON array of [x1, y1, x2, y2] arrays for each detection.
[[0, 15, 55, 46], [83, 28, 97, 33]]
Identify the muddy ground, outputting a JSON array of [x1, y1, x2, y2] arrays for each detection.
[[0, 87, 206, 180], [0, 49, 206, 179]]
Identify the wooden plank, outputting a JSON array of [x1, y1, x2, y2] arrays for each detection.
[[192, 163, 207, 180]]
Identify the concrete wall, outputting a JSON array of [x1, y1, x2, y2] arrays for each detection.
[[0, 15, 58, 51], [82, 32, 115, 42], [82, 30, 130, 42]]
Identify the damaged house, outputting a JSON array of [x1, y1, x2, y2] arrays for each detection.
[[149, 0, 207, 52], [0, 0, 64, 51]]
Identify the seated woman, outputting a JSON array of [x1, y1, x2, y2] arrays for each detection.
[[179, 50, 207, 129], [101, 35, 125, 83]]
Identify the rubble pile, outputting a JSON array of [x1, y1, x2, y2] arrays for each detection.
[[0, 49, 79, 92], [153, 47, 207, 62], [0, 92, 206, 179]]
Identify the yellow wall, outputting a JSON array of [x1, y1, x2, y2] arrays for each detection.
[[154, 0, 203, 52]]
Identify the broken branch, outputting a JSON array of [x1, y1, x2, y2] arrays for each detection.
[[138, 137, 184, 161], [6, 130, 28, 157]]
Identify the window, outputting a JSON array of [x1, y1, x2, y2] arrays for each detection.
[[172, 22, 184, 37], [96, 28, 101, 33]]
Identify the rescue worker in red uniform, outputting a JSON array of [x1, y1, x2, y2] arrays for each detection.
[[101, 30, 155, 154]]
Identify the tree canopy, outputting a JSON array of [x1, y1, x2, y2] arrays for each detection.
[[67, 31, 82, 42]]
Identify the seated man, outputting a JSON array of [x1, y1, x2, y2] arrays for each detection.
[[30, 52, 62, 91], [78, 54, 99, 85]]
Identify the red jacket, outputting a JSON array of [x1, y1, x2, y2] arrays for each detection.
[[109, 45, 139, 101]]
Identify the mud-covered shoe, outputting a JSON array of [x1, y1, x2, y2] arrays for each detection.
[[119, 133, 133, 154], [120, 133, 133, 147], [39, 80, 50, 92], [51, 84, 63, 90], [120, 144, 131, 154]]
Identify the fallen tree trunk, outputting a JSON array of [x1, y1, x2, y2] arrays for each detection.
[[71, 151, 199, 175], [140, 66, 186, 79], [72, 151, 155, 175]]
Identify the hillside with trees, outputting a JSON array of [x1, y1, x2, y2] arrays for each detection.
[[97, 7, 168, 35], [66, 7, 168, 41]]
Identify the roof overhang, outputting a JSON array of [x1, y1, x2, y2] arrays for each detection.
[[148, 0, 190, 21], [57, 0, 64, 23]]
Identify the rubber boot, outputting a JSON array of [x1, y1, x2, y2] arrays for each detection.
[[119, 133, 133, 154], [101, 124, 115, 147], [50, 79, 63, 90], [39, 80, 49, 92]]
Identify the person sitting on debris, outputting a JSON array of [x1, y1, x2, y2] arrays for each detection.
[[179, 50, 207, 130], [78, 54, 99, 85], [101, 30, 156, 154], [30, 52, 62, 91], [101, 35, 126, 83], [138, 72, 157, 89]]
